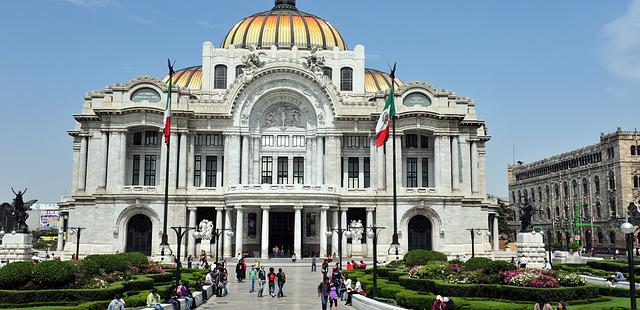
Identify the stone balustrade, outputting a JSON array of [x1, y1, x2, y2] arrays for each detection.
[[352, 294, 407, 310]]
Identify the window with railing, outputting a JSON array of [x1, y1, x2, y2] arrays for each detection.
[[277, 157, 288, 184], [194, 155, 201, 187], [348, 157, 359, 188], [143, 155, 157, 186], [261, 156, 273, 184], [293, 157, 304, 184], [132, 155, 140, 185], [205, 156, 217, 187], [406, 157, 418, 188]]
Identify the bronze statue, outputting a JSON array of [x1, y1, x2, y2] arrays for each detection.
[[0, 188, 37, 233], [514, 202, 537, 232]]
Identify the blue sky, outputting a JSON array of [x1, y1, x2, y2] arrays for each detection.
[[1, 0, 639, 202]]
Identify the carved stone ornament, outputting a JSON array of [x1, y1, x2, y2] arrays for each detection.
[[198, 219, 214, 241], [303, 47, 325, 75], [350, 219, 363, 243], [263, 103, 305, 128], [241, 45, 267, 74]]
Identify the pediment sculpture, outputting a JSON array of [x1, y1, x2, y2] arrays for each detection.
[[263, 104, 305, 128]]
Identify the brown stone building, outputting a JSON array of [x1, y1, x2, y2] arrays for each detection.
[[508, 128, 640, 251]]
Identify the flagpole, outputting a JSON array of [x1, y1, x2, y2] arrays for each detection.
[[390, 64, 400, 257], [160, 60, 174, 259]]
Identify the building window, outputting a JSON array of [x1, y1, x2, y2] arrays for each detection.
[[421, 135, 429, 148], [563, 182, 568, 199], [205, 156, 217, 187], [634, 175, 640, 188], [277, 135, 289, 147], [145, 131, 158, 145], [132, 155, 140, 185], [421, 158, 429, 187], [277, 157, 288, 184], [214, 65, 227, 89], [594, 175, 600, 195], [322, 67, 332, 79], [608, 171, 616, 190], [133, 132, 142, 145], [364, 158, 370, 188], [609, 231, 616, 245], [261, 156, 273, 184], [194, 155, 201, 187], [406, 157, 418, 188], [405, 134, 418, 148], [235, 65, 245, 78], [596, 202, 602, 218], [198, 134, 224, 146], [292, 135, 305, 147], [609, 198, 617, 217], [572, 180, 578, 198], [546, 207, 551, 220], [143, 155, 157, 186], [340, 67, 353, 91], [305, 212, 317, 237], [293, 157, 304, 184], [597, 230, 604, 244], [348, 157, 359, 188], [555, 206, 560, 218], [261, 135, 274, 147]]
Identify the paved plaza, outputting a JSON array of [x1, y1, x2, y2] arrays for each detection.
[[200, 265, 329, 310]]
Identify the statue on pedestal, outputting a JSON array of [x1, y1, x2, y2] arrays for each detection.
[[0, 188, 37, 233], [514, 202, 537, 233]]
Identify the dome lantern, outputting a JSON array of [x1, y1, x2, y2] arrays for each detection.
[[273, 0, 297, 10]]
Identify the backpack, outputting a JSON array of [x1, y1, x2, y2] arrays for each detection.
[[269, 273, 276, 281]]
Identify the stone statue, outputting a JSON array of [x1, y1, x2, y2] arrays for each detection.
[[0, 188, 37, 233], [350, 219, 363, 243], [515, 202, 536, 232], [198, 219, 214, 241], [303, 46, 325, 75], [241, 45, 266, 74]]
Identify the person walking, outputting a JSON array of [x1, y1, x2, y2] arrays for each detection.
[[329, 281, 339, 309], [318, 277, 331, 310], [236, 260, 244, 282], [187, 255, 193, 269], [257, 266, 266, 297], [248, 265, 258, 293], [311, 255, 317, 272], [277, 267, 286, 297], [268, 267, 277, 297]]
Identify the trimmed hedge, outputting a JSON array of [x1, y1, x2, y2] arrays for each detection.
[[398, 275, 599, 302], [463, 257, 493, 271], [32, 260, 76, 289], [587, 260, 640, 275], [403, 250, 447, 267], [0, 261, 33, 289]]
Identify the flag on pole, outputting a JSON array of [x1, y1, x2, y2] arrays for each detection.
[[375, 83, 396, 147], [163, 59, 175, 145]]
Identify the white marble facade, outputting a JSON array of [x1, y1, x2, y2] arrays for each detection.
[[58, 1, 498, 260]]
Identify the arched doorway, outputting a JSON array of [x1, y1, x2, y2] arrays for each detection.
[[126, 214, 152, 256], [408, 215, 432, 251]]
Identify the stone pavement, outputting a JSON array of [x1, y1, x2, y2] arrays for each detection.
[[199, 265, 331, 310]]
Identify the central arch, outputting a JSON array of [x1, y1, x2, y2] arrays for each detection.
[[408, 215, 432, 250], [125, 214, 152, 256]]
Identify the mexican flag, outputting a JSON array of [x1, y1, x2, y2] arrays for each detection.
[[375, 85, 396, 147], [163, 60, 175, 145]]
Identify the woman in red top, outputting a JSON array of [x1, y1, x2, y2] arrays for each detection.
[[346, 261, 353, 270]]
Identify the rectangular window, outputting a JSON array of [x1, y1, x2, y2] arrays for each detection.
[[261, 156, 273, 184], [195, 134, 203, 146], [292, 135, 306, 147], [205, 156, 217, 187], [277, 157, 289, 184], [144, 155, 157, 186], [406, 157, 418, 187], [194, 155, 201, 187], [132, 155, 140, 185], [206, 134, 213, 146], [322, 67, 332, 79], [421, 135, 429, 148], [214, 65, 227, 89], [348, 157, 359, 188], [145, 131, 158, 145], [293, 157, 304, 184], [261, 135, 273, 147], [422, 158, 429, 187], [133, 132, 142, 145], [277, 135, 289, 147], [305, 212, 317, 237], [340, 67, 353, 91], [405, 134, 418, 148], [364, 157, 370, 188]]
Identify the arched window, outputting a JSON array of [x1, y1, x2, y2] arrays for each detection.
[[610, 197, 617, 217], [530, 188, 535, 202], [545, 185, 550, 202], [594, 175, 600, 195], [634, 175, 640, 188], [523, 189, 529, 203], [596, 201, 602, 218], [538, 186, 542, 203], [564, 205, 570, 217], [632, 145, 637, 156], [404, 93, 432, 108], [608, 171, 616, 190], [597, 230, 604, 244], [572, 180, 579, 198], [582, 178, 589, 197], [518, 190, 522, 203], [583, 204, 589, 219], [546, 207, 551, 220], [340, 67, 353, 91], [235, 65, 245, 78], [130, 88, 161, 103], [214, 65, 227, 89], [554, 183, 560, 200], [609, 231, 616, 245], [563, 181, 568, 199], [555, 206, 560, 218], [322, 67, 333, 79]]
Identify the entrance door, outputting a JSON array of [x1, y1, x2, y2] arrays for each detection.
[[269, 212, 294, 257], [126, 214, 152, 256], [408, 215, 432, 251]]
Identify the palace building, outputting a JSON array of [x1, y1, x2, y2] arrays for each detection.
[[508, 129, 640, 251], [58, 0, 498, 259]]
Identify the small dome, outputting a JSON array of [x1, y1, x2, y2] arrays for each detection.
[[221, 0, 347, 51], [162, 66, 202, 90], [364, 68, 403, 93]]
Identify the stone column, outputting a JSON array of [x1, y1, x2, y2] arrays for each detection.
[[394, 134, 403, 186], [439, 135, 452, 193], [224, 208, 233, 258], [187, 207, 197, 257], [369, 135, 376, 189], [241, 135, 250, 184], [252, 136, 261, 184], [98, 131, 109, 189], [358, 157, 364, 188], [215, 207, 223, 257], [366, 207, 374, 257], [471, 141, 479, 193], [57, 218, 65, 251], [433, 135, 441, 189], [331, 210, 338, 256], [320, 206, 328, 257], [106, 131, 121, 190], [294, 206, 302, 257], [451, 136, 460, 191], [376, 138, 385, 190], [119, 132, 127, 186], [169, 132, 179, 189], [77, 136, 88, 191], [187, 134, 195, 188], [341, 208, 348, 257], [261, 206, 270, 259], [493, 215, 500, 250], [224, 134, 241, 185], [216, 155, 223, 187], [178, 133, 188, 188], [460, 138, 472, 194], [305, 137, 314, 184], [235, 206, 244, 256], [316, 136, 324, 184]]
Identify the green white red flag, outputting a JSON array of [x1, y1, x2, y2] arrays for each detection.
[[375, 84, 396, 147]]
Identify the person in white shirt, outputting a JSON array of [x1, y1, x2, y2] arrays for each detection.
[[542, 258, 552, 270], [342, 277, 352, 300], [518, 254, 528, 268]]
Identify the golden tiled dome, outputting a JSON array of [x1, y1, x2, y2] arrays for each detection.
[[364, 68, 404, 93], [221, 0, 347, 51], [161, 66, 202, 90]]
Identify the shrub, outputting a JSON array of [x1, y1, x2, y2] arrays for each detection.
[[484, 260, 517, 275], [403, 250, 447, 267], [0, 261, 33, 289], [551, 241, 562, 249], [32, 260, 76, 289], [556, 272, 586, 287], [415, 262, 450, 280], [568, 241, 579, 251], [386, 259, 405, 270], [463, 257, 493, 271], [115, 252, 148, 268], [500, 269, 559, 288], [80, 254, 129, 276]]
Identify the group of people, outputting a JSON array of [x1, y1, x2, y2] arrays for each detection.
[[204, 261, 230, 297], [109, 280, 200, 310], [431, 295, 455, 310], [317, 263, 365, 310], [533, 296, 567, 310], [345, 260, 366, 270]]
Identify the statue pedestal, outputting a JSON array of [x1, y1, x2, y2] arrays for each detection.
[[201, 239, 212, 257], [350, 242, 364, 258], [516, 232, 546, 268], [0, 233, 33, 262]]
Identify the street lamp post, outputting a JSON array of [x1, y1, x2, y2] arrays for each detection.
[[621, 217, 637, 310], [171, 226, 196, 287], [366, 224, 385, 298], [212, 228, 234, 263], [325, 214, 351, 269], [68, 227, 86, 260], [467, 228, 490, 258]]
